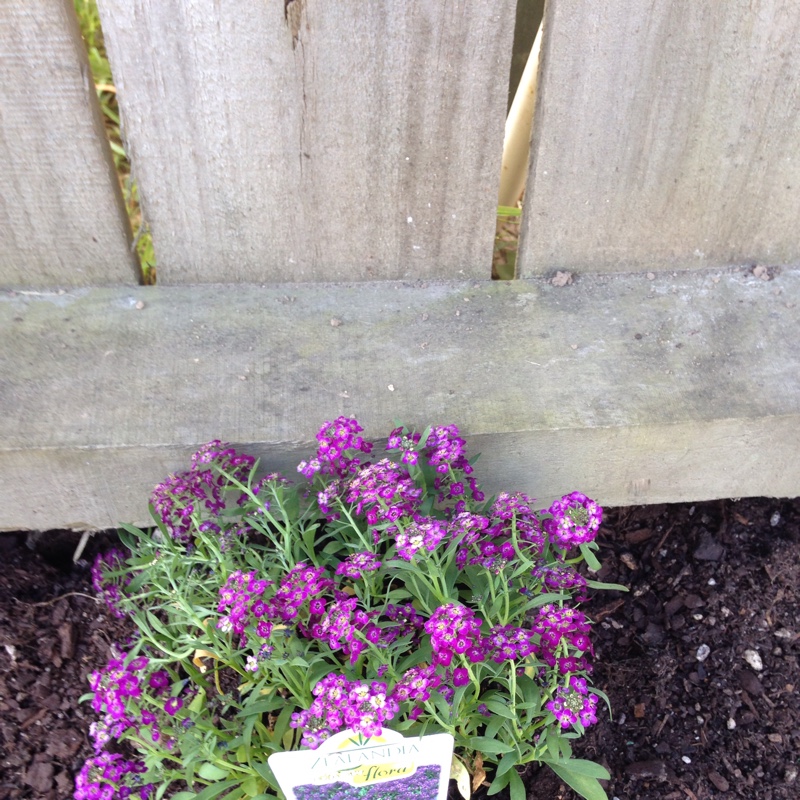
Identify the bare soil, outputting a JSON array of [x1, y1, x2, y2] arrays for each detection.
[[2, 497, 798, 799]]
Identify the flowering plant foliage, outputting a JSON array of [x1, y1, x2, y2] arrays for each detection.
[[79, 418, 623, 800]]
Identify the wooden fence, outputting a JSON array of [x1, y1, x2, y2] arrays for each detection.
[[1, 0, 799, 531]]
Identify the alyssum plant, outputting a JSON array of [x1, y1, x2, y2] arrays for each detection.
[[78, 418, 623, 800]]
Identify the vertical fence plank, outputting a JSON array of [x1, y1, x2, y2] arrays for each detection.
[[0, 0, 138, 288], [518, 0, 800, 276], [98, 0, 515, 284]]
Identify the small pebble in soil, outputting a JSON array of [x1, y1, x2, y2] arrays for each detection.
[[708, 770, 730, 792], [727, 717, 737, 730], [696, 644, 711, 662], [770, 511, 781, 526], [743, 649, 764, 671], [682, 756, 692, 764]]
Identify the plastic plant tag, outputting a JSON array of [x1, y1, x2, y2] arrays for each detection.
[[268, 728, 454, 800]]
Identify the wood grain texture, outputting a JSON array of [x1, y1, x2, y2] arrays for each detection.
[[519, 0, 800, 276], [0, 0, 138, 288], [98, 0, 515, 284], [2, 268, 798, 529]]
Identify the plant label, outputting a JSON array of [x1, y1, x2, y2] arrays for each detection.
[[268, 728, 454, 800]]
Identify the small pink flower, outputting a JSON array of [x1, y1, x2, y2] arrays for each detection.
[[453, 668, 469, 687], [164, 696, 183, 716]]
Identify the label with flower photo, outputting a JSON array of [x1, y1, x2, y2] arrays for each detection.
[[268, 728, 454, 800]]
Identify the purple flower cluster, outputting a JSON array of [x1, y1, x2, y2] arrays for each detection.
[[272, 563, 333, 627], [290, 674, 398, 748], [382, 603, 426, 644], [394, 517, 447, 560], [424, 425, 470, 473], [386, 426, 422, 465], [151, 441, 256, 541], [532, 603, 593, 674], [84, 417, 610, 794], [343, 459, 422, 532], [488, 493, 548, 560], [491, 493, 547, 553], [391, 664, 442, 704], [298, 417, 373, 479], [74, 752, 150, 800], [216, 570, 273, 638], [88, 654, 148, 733], [446, 498, 547, 573], [87, 651, 177, 752], [314, 595, 377, 663], [425, 604, 484, 666], [391, 664, 443, 720], [532, 563, 589, 600], [484, 625, 537, 664], [546, 676, 599, 729], [447, 512, 491, 569], [544, 491, 603, 549], [213, 560, 433, 668], [91, 549, 130, 619], [335, 551, 382, 579], [424, 425, 484, 507]]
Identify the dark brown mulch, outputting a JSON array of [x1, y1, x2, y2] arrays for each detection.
[[1, 497, 799, 799]]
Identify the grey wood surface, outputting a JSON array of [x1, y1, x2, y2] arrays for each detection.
[[519, 0, 800, 276], [3, 268, 798, 530], [98, 0, 515, 284], [0, 0, 139, 288]]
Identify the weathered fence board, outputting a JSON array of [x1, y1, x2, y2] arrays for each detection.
[[98, 0, 515, 284], [0, 0, 138, 288], [519, 0, 800, 276], [2, 268, 798, 530]]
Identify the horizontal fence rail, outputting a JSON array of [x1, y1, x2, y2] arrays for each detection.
[[2, 269, 799, 530]]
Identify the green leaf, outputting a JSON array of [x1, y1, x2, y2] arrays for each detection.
[[549, 759, 610, 779], [189, 688, 207, 714], [238, 696, 285, 717], [190, 780, 240, 800], [252, 761, 278, 788], [482, 713, 506, 742], [585, 580, 629, 592], [271, 704, 294, 745], [486, 768, 511, 796], [508, 767, 526, 800], [144, 609, 173, 638], [481, 700, 517, 720], [495, 752, 519, 779], [197, 762, 230, 781], [579, 543, 602, 572], [450, 755, 471, 800], [546, 760, 609, 800], [513, 592, 569, 616], [240, 775, 262, 797], [468, 737, 514, 756]]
